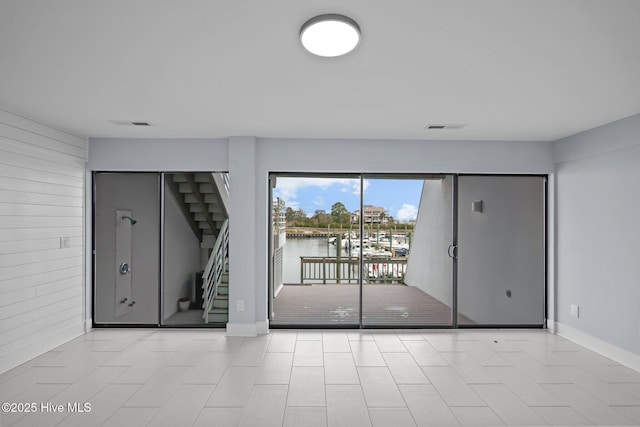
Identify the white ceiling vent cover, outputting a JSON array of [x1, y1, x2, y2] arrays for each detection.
[[109, 120, 152, 126], [424, 124, 466, 130]]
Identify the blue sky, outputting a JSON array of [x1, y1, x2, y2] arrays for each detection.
[[273, 177, 424, 222]]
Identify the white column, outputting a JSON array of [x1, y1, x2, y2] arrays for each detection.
[[226, 136, 267, 335]]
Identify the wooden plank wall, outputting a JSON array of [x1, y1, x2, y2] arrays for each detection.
[[0, 108, 87, 373]]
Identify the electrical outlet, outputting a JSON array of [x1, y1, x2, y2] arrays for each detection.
[[60, 237, 71, 249], [570, 304, 579, 318], [236, 299, 245, 312]]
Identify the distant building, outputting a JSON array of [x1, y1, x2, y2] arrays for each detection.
[[351, 205, 388, 224]]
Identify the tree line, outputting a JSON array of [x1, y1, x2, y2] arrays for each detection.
[[284, 201, 399, 228]]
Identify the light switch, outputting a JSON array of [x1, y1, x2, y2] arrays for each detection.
[[472, 200, 483, 213], [570, 304, 579, 318]]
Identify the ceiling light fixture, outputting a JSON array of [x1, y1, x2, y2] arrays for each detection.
[[300, 14, 361, 57]]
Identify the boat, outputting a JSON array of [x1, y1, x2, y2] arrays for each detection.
[[330, 232, 368, 248], [349, 244, 392, 258], [375, 237, 409, 250]]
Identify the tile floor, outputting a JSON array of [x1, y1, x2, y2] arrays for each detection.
[[1, 329, 640, 426]]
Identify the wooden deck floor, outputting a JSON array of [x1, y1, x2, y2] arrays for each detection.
[[272, 284, 469, 326]]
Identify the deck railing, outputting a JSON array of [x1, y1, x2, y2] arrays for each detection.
[[299, 256, 407, 284]]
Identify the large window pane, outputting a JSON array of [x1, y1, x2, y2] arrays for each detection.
[[162, 172, 229, 326], [362, 176, 454, 327], [270, 175, 361, 327]]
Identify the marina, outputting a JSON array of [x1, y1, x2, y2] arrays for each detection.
[[299, 256, 407, 284], [280, 236, 410, 284], [269, 178, 459, 327]]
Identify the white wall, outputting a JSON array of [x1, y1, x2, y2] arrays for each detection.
[[87, 138, 228, 172], [0, 109, 87, 374], [404, 177, 453, 307], [88, 136, 553, 335], [250, 138, 554, 333], [163, 180, 201, 319], [13, 109, 638, 367], [554, 114, 640, 366], [256, 138, 554, 175], [227, 137, 262, 335]]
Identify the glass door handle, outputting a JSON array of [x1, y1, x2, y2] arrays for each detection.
[[447, 244, 458, 259]]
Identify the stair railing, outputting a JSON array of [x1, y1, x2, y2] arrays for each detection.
[[202, 218, 229, 322], [212, 172, 230, 216]]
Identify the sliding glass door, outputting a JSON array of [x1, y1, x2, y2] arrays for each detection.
[[93, 171, 230, 327], [268, 173, 545, 329], [161, 172, 230, 326], [456, 175, 545, 326], [268, 173, 456, 328], [361, 175, 455, 327], [94, 173, 160, 325], [269, 175, 361, 327]]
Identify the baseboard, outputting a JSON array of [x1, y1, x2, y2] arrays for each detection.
[[226, 321, 270, 337], [256, 320, 269, 335], [84, 318, 93, 333], [554, 321, 640, 373], [545, 318, 556, 333]]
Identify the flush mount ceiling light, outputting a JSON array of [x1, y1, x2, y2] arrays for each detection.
[[300, 14, 361, 57]]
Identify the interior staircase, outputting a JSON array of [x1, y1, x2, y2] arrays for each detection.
[[167, 172, 229, 323], [167, 173, 227, 238], [207, 261, 229, 323]]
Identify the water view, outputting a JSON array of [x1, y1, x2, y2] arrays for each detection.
[[271, 175, 459, 327], [282, 238, 338, 284]]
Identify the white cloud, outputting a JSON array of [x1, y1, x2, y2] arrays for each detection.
[[354, 179, 370, 195], [273, 177, 367, 207], [287, 200, 300, 210], [396, 204, 418, 222]]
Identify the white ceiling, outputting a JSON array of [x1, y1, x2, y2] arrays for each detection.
[[1, 0, 639, 141]]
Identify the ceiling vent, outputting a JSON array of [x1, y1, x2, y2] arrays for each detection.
[[109, 120, 152, 126], [424, 124, 466, 130]]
